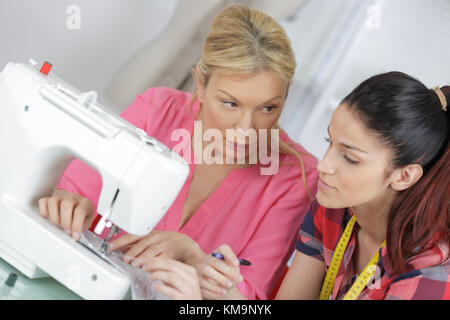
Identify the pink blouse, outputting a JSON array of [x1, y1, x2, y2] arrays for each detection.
[[57, 87, 318, 299]]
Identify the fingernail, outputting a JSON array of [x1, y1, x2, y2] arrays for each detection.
[[65, 229, 71, 235], [131, 260, 141, 268], [72, 232, 80, 241], [123, 255, 133, 263]]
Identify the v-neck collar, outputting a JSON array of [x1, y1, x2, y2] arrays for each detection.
[[164, 98, 258, 235], [177, 161, 254, 234]]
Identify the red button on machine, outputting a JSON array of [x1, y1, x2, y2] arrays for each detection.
[[40, 61, 52, 75]]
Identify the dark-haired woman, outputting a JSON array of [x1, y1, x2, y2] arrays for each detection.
[[144, 71, 449, 300], [274, 72, 449, 300]]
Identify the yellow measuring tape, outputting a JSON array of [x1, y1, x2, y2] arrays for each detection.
[[319, 215, 386, 300]]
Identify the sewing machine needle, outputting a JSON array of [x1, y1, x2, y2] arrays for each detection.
[[100, 224, 120, 254]]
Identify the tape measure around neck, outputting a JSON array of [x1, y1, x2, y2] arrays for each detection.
[[319, 215, 386, 300]]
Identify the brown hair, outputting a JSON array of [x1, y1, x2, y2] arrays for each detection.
[[386, 144, 449, 273]]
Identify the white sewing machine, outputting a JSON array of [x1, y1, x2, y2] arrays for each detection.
[[0, 59, 189, 299]]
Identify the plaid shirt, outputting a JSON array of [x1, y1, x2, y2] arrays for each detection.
[[296, 200, 450, 300]]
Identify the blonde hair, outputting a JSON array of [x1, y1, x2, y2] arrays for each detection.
[[191, 5, 314, 199]]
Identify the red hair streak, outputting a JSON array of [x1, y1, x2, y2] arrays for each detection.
[[386, 144, 449, 274]]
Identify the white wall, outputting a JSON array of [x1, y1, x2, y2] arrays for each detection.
[[280, 0, 450, 159], [0, 0, 178, 110]]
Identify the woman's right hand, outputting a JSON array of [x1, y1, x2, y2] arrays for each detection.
[[196, 244, 243, 299], [38, 189, 95, 241]]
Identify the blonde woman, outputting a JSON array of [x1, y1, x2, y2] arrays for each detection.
[[38, 5, 318, 300]]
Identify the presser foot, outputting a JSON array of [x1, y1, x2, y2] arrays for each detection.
[[99, 224, 120, 256], [99, 241, 111, 256]]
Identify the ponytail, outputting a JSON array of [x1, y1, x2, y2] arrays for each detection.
[[386, 85, 449, 273], [386, 84, 449, 275], [386, 144, 449, 274]]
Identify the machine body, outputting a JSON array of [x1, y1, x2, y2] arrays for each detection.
[[0, 60, 189, 299]]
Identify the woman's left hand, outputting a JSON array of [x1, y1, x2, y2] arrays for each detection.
[[109, 230, 204, 267], [143, 257, 202, 300]]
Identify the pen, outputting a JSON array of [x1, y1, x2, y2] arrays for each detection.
[[211, 252, 252, 266]]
